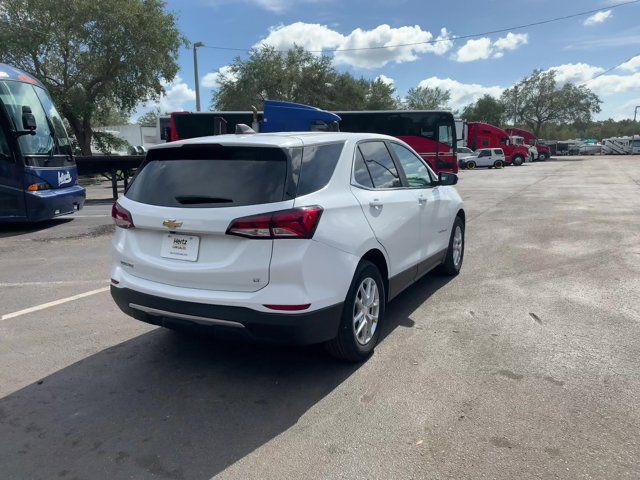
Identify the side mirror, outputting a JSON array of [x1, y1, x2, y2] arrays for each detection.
[[22, 106, 37, 131], [438, 172, 458, 186]]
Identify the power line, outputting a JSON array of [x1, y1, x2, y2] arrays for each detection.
[[198, 0, 640, 53], [585, 52, 640, 82]]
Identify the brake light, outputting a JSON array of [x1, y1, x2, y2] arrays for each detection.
[[226, 206, 323, 239], [112, 202, 135, 229]]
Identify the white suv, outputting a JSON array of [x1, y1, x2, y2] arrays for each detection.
[[461, 148, 505, 169], [110, 132, 465, 361]]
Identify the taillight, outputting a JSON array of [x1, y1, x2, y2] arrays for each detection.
[[112, 202, 135, 229], [226, 206, 323, 239]]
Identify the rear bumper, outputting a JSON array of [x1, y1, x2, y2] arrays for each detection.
[[25, 185, 86, 222], [111, 286, 343, 345]]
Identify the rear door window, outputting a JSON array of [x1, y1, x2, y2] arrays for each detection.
[[353, 147, 374, 188], [296, 142, 344, 196], [126, 145, 291, 208], [358, 141, 401, 189]]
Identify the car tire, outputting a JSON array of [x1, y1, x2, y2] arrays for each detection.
[[325, 260, 385, 362], [494, 160, 504, 169], [512, 155, 524, 166], [438, 216, 465, 276], [466, 160, 476, 170], [538, 153, 547, 161]]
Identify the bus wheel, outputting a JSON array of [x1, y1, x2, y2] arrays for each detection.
[[466, 161, 476, 170], [494, 160, 504, 169], [512, 155, 524, 166]]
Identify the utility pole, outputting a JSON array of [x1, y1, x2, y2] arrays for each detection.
[[193, 42, 204, 112], [513, 86, 518, 127]]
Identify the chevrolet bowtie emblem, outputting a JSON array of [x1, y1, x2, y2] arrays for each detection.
[[162, 219, 183, 229]]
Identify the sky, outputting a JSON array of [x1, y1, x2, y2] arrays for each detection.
[[136, 0, 640, 121]]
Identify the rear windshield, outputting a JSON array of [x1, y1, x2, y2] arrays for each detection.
[[126, 145, 291, 208]]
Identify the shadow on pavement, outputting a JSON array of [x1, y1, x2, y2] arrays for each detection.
[[0, 272, 451, 480], [0, 218, 73, 238]]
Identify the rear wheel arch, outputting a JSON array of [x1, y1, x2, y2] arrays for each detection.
[[361, 249, 389, 302]]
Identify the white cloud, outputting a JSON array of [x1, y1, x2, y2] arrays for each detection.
[[619, 55, 640, 72], [584, 10, 612, 26], [586, 72, 640, 95], [609, 97, 640, 120], [564, 34, 640, 51], [547, 63, 605, 85], [493, 32, 528, 52], [455, 37, 492, 62], [375, 74, 395, 87], [254, 23, 453, 69], [418, 77, 504, 110], [544, 61, 640, 96], [133, 76, 195, 119], [201, 65, 238, 89], [335, 25, 452, 68], [254, 22, 344, 52], [157, 76, 196, 112], [455, 32, 528, 62]]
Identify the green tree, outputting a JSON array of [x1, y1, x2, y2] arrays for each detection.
[[461, 95, 506, 125], [212, 46, 397, 111], [0, 0, 185, 155], [365, 78, 398, 110], [136, 109, 167, 127], [93, 105, 131, 127], [501, 70, 601, 137], [403, 86, 451, 110]]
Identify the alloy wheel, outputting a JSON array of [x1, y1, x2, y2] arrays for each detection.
[[452, 226, 463, 268], [352, 277, 380, 346]]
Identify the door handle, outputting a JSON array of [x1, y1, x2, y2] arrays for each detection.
[[369, 199, 383, 208], [418, 197, 427, 205]]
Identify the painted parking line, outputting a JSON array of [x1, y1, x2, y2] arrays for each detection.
[[1, 286, 110, 321]]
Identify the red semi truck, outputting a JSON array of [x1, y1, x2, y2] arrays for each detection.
[[466, 122, 530, 166], [505, 127, 551, 161]]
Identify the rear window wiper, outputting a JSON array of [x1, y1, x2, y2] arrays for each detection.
[[175, 195, 233, 205]]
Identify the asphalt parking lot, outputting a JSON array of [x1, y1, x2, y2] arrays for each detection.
[[1, 156, 639, 480]]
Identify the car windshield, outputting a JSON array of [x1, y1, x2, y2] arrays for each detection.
[[0, 80, 72, 156]]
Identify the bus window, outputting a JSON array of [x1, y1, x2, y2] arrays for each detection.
[[0, 124, 11, 161], [0, 81, 54, 156], [34, 86, 72, 156], [438, 124, 453, 147]]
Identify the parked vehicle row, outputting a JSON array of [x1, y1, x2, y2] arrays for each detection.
[[160, 108, 460, 174]]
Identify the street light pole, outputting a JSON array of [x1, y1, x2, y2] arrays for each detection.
[[193, 42, 204, 112]]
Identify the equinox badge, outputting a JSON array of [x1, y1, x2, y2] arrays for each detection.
[[162, 219, 183, 229]]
